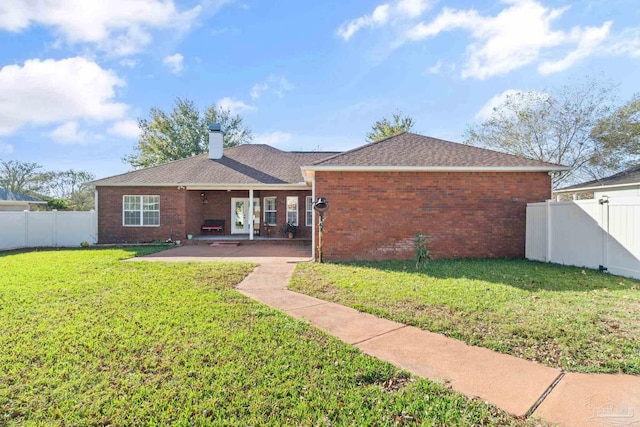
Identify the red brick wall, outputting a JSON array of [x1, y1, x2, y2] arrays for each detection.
[[314, 171, 551, 261], [97, 186, 187, 243], [97, 187, 312, 242]]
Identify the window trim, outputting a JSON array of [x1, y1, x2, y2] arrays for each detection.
[[286, 196, 298, 226], [305, 196, 313, 227], [122, 195, 160, 227], [263, 196, 277, 226]]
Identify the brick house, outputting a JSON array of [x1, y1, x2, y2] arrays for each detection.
[[93, 126, 567, 261]]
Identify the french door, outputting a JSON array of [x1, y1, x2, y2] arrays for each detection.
[[231, 198, 251, 234]]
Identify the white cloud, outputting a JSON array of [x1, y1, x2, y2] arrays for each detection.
[[474, 89, 523, 121], [397, 0, 430, 17], [119, 58, 139, 68], [538, 22, 612, 74], [217, 97, 255, 114], [426, 59, 442, 74], [0, 0, 201, 56], [405, 0, 627, 79], [338, 0, 431, 41], [475, 89, 550, 121], [163, 53, 184, 74], [108, 120, 140, 139], [50, 121, 87, 144], [254, 131, 292, 146], [409, 1, 571, 79], [0, 142, 14, 154], [273, 76, 294, 98], [338, 4, 391, 41], [250, 82, 269, 99], [608, 28, 640, 57], [249, 75, 294, 99], [0, 57, 128, 135]]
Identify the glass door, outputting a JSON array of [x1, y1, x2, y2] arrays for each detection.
[[231, 198, 251, 234]]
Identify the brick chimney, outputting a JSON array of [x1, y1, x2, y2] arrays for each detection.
[[208, 123, 223, 159]]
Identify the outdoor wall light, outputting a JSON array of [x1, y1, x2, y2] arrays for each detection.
[[200, 192, 208, 204], [314, 197, 329, 212]]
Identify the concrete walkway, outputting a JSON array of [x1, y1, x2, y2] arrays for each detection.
[[236, 262, 640, 427], [133, 247, 640, 427]]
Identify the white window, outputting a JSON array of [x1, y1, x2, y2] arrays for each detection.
[[306, 196, 313, 226], [123, 195, 160, 226], [286, 196, 298, 226], [263, 197, 277, 226]]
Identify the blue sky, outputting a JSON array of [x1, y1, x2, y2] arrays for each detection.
[[0, 0, 639, 179]]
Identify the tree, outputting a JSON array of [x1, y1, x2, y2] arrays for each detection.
[[590, 94, 640, 170], [463, 78, 620, 187], [38, 169, 96, 211], [124, 97, 253, 169], [0, 160, 45, 194], [40, 170, 95, 199], [366, 111, 415, 142], [67, 185, 95, 211], [0, 162, 95, 210]]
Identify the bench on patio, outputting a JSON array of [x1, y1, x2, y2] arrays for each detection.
[[201, 219, 225, 233]]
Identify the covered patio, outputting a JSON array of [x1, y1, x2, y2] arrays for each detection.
[[185, 188, 313, 241]]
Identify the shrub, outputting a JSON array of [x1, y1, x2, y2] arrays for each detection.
[[414, 233, 432, 269]]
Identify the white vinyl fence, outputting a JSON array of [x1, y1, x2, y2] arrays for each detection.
[[0, 210, 97, 251], [526, 198, 640, 280]]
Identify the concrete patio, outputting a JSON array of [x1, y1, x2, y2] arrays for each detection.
[[130, 242, 311, 263]]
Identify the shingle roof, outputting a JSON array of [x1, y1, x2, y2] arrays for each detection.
[[93, 134, 568, 186], [311, 132, 566, 168], [92, 145, 340, 186], [0, 188, 45, 203], [557, 164, 640, 191]]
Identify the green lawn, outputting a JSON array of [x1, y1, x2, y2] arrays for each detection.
[[290, 259, 640, 374], [0, 248, 541, 426]]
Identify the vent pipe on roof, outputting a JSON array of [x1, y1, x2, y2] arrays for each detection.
[[208, 123, 223, 159]]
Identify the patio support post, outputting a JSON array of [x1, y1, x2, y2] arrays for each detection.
[[249, 189, 254, 241]]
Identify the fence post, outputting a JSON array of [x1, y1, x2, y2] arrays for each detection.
[[546, 200, 552, 263], [23, 210, 29, 248], [52, 209, 58, 247]]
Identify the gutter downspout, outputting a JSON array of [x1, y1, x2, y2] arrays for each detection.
[[94, 189, 99, 245], [311, 177, 316, 261]]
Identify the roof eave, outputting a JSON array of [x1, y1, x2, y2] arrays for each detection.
[[0, 200, 47, 204], [94, 182, 310, 190], [301, 165, 570, 173], [554, 181, 640, 193]]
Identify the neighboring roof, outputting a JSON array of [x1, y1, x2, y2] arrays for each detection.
[[0, 187, 46, 203], [555, 164, 640, 193], [92, 145, 340, 186], [309, 132, 568, 170]]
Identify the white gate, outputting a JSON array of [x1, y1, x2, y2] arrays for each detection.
[[606, 198, 640, 278], [526, 198, 640, 280]]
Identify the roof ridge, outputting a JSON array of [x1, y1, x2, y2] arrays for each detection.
[[91, 152, 209, 183], [408, 133, 565, 168], [313, 132, 407, 165]]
